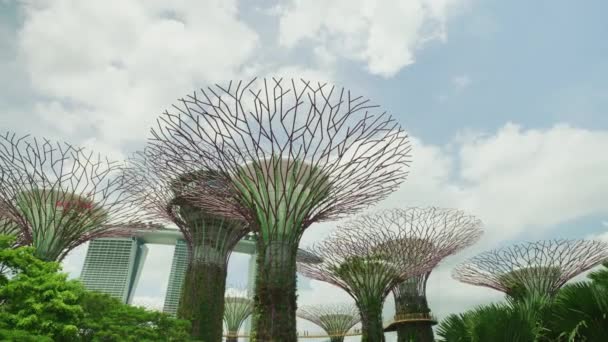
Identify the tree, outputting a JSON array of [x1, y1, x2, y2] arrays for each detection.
[[297, 211, 445, 342], [148, 78, 412, 341], [223, 289, 254, 342], [0, 133, 156, 261], [547, 263, 608, 341], [0, 234, 192, 341], [587, 262, 608, 287], [297, 303, 361, 342], [436, 294, 554, 342], [452, 239, 608, 300], [78, 291, 191, 342], [0, 235, 84, 341], [437, 263, 608, 341], [370, 208, 483, 342], [123, 154, 248, 341]]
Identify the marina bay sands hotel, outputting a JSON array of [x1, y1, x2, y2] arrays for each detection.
[[78, 228, 257, 316]]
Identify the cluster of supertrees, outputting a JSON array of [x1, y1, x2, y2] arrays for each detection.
[[1, 78, 607, 342]]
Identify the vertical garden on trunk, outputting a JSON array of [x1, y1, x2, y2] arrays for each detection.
[[122, 152, 249, 342]]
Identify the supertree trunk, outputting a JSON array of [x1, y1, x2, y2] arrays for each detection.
[[226, 336, 238, 342], [177, 260, 227, 341], [394, 292, 435, 342], [396, 322, 434, 342], [359, 301, 385, 342], [329, 336, 345, 342], [252, 240, 299, 342]]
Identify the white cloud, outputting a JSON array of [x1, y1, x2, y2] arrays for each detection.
[[452, 74, 472, 90], [277, 0, 467, 77], [18, 0, 260, 146], [588, 224, 608, 243]]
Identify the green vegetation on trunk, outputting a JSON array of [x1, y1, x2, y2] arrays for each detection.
[[396, 322, 435, 342], [394, 289, 435, 342], [251, 241, 299, 342], [177, 261, 227, 341], [234, 157, 330, 341], [359, 300, 385, 342]]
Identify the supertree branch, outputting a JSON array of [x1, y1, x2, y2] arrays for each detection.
[[297, 214, 444, 342], [361, 208, 483, 342], [297, 303, 361, 342], [452, 239, 608, 299], [149, 77, 412, 238], [223, 288, 254, 342], [122, 149, 248, 265], [147, 77, 412, 342], [121, 148, 249, 342], [0, 132, 155, 261]]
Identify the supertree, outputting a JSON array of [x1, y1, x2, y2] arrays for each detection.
[[0, 132, 154, 261], [147, 77, 412, 341], [0, 216, 19, 238], [297, 303, 361, 342], [370, 208, 483, 342], [452, 239, 608, 300], [297, 214, 445, 342], [122, 149, 249, 341], [224, 287, 254, 342]]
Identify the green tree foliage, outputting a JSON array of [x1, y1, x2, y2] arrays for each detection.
[[79, 292, 192, 342], [0, 235, 192, 341], [0, 235, 84, 341], [437, 263, 608, 341], [437, 295, 553, 342], [587, 262, 608, 287]]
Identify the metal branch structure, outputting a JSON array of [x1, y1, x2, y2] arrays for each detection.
[[224, 288, 254, 342], [372, 208, 483, 342], [297, 303, 361, 342], [147, 77, 412, 341], [122, 149, 249, 341], [297, 213, 446, 342], [452, 239, 608, 300], [0, 132, 155, 261], [0, 216, 20, 240]]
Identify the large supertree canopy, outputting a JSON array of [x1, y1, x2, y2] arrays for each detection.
[[370, 208, 483, 342], [122, 149, 249, 341], [147, 77, 412, 341], [452, 239, 608, 300], [297, 214, 443, 342], [297, 303, 361, 342], [0, 132, 154, 261], [223, 288, 254, 342]]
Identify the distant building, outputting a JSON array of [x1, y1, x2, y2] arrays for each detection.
[[79, 228, 257, 314], [80, 237, 147, 304]]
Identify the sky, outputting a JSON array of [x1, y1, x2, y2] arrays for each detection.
[[2, 0, 608, 341]]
